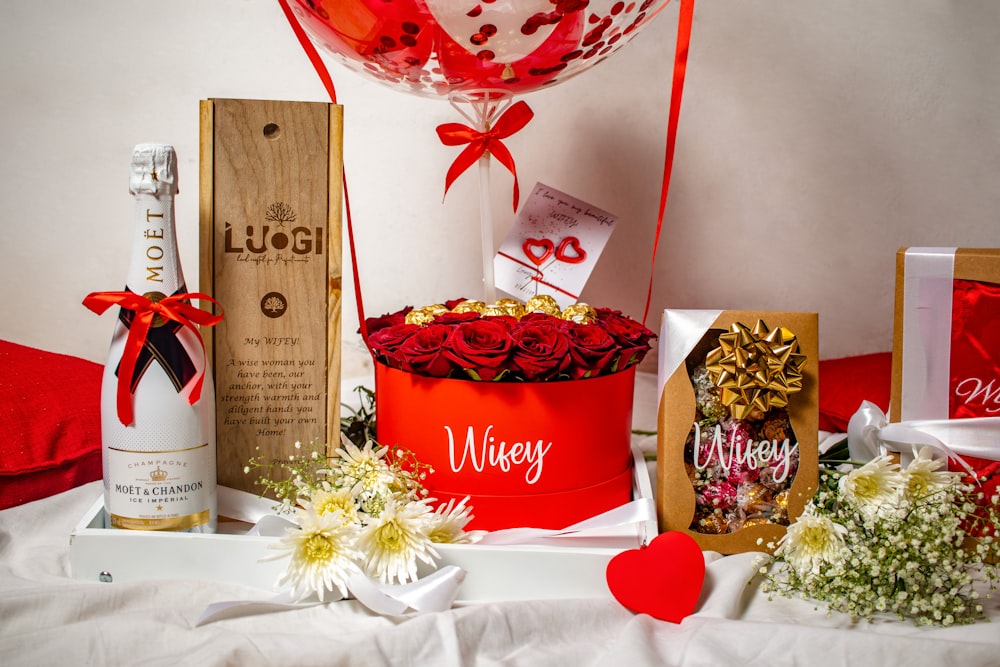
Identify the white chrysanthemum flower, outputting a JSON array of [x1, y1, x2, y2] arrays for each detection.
[[332, 437, 396, 507], [839, 454, 902, 518], [266, 505, 363, 601], [357, 497, 439, 584], [900, 447, 959, 501], [306, 488, 360, 525], [775, 511, 847, 576], [425, 497, 481, 544]]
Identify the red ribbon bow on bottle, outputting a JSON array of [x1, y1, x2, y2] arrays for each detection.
[[436, 100, 534, 212], [83, 291, 224, 426]]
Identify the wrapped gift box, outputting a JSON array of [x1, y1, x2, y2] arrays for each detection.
[[890, 247, 1000, 533], [656, 310, 818, 554], [891, 247, 1000, 422]]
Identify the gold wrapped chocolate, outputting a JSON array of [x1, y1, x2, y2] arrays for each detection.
[[704, 320, 806, 420], [451, 299, 487, 314], [404, 308, 438, 326], [694, 513, 728, 534], [483, 300, 526, 319], [741, 516, 770, 528], [562, 302, 597, 324], [524, 294, 561, 316], [771, 489, 790, 523], [405, 303, 455, 326], [737, 482, 772, 514]]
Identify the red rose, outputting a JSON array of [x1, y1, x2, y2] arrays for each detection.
[[433, 311, 481, 326], [519, 312, 568, 327], [595, 308, 656, 370], [367, 323, 419, 368], [511, 320, 572, 380], [397, 323, 455, 378], [484, 314, 520, 331], [444, 297, 469, 310], [565, 324, 619, 379], [443, 319, 514, 381], [364, 306, 413, 335]]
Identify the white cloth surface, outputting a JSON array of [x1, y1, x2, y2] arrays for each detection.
[[2, 480, 1000, 667]]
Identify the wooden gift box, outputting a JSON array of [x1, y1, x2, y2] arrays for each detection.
[[199, 99, 344, 493]]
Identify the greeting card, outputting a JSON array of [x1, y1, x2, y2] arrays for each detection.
[[494, 183, 617, 309]]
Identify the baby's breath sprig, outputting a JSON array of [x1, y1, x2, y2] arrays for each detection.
[[759, 447, 1000, 626]]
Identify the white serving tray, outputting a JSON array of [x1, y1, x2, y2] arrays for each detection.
[[70, 446, 657, 603]]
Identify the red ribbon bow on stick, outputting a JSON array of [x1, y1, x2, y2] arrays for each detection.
[[83, 291, 223, 426], [436, 100, 534, 212]]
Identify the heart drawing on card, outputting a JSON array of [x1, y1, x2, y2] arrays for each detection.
[[555, 236, 587, 264], [522, 238, 555, 266], [605, 531, 705, 623]]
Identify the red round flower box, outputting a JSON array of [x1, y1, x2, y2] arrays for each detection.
[[375, 362, 637, 531]]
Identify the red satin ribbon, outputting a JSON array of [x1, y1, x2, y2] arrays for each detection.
[[642, 0, 695, 326], [83, 291, 223, 426], [436, 101, 534, 212], [277, 0, 373, 346]]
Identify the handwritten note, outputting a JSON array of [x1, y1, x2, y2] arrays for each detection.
[[493, 182, 618, 308]]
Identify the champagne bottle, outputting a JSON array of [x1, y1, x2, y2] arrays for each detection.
[[96, 144, 217, 532]]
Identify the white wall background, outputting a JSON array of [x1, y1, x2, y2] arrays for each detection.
[[2, 0, 997, 379]]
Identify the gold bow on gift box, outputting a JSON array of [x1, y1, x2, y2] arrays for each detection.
[[705, 320, 806, 420]]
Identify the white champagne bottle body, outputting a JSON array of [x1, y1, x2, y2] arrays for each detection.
[[100, 144, 217, 533]]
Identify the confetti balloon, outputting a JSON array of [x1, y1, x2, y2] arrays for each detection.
[[289, 0, 674, 98]]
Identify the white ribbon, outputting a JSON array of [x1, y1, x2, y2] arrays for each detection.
[[847, 400, 998, 475], [657, 309, 723, 404], [194, 565, 467, 626], [475, 498, 656, 546], [899, 248, 957, 421]]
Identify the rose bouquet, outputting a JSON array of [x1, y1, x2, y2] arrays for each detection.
[[364, 295, 656, 382], [758, 445, 1000, 626]]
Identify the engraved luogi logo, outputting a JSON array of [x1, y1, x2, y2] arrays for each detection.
[[261, 291, 287, 319], [223, 201, 323, 255]]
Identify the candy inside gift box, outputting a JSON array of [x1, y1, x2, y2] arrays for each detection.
[[364, 296, 655, 531], [683, 321, 806, 535]]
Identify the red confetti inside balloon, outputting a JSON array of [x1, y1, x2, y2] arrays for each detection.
[[289, 0, 674, 98]]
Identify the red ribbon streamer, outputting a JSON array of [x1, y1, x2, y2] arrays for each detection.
[[277, 0, 374, 346], [83, 291, 223, 426], [436, 101, 535, 212], [643, 0, 695, 326]]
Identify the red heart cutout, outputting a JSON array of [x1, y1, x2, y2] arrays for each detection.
[[606, 531, 705, 623], [522, 238, 554, 266], [555, 236, 587, 264]]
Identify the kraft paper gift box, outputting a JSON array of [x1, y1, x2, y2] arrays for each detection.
[[656, 310, 819, 554]]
